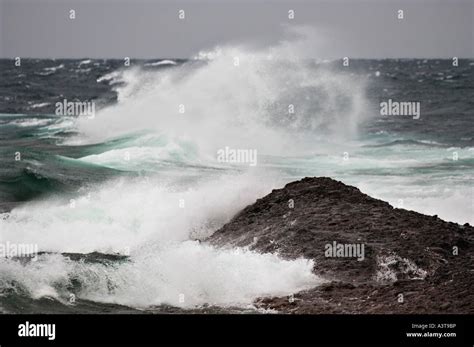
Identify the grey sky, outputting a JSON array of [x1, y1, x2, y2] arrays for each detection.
[[1, 0, 473, 59]]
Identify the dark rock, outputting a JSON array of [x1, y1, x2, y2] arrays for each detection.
[[207, 177, 474, 314]]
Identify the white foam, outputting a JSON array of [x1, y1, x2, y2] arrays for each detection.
[[0, 173, 276, 253], [0, 170, 326, 308], [375, 253, 427, 283], [0, 244, 320, 308]]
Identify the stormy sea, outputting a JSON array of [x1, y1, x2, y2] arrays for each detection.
[[0, 48, 473, 313]]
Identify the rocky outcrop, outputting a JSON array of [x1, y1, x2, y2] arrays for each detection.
[[208, 177, 473, 313]]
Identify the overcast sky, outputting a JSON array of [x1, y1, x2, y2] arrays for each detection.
[[1, 0, 473, 59]]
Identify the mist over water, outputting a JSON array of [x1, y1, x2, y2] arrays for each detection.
[[74, 43, 369, 155]]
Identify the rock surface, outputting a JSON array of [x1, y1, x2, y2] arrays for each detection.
[[208, 177, 474, 313]]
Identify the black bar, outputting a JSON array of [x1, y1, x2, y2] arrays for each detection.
[[0, 314, 472, 345]]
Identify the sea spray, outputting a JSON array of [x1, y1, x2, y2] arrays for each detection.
[[75, 36, 369, 157]]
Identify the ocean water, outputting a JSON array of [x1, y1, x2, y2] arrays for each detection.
[[0, 47, 473, 312]]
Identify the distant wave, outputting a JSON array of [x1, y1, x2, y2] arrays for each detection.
[[29, 102, 51, 109], [365, 139, 447, 148], [78, 59, 92, 67], [34, 64, 65, 76], [144, 60, 177, 66]]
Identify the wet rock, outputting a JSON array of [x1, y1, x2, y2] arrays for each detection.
[[208, 177, 474, 313]]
